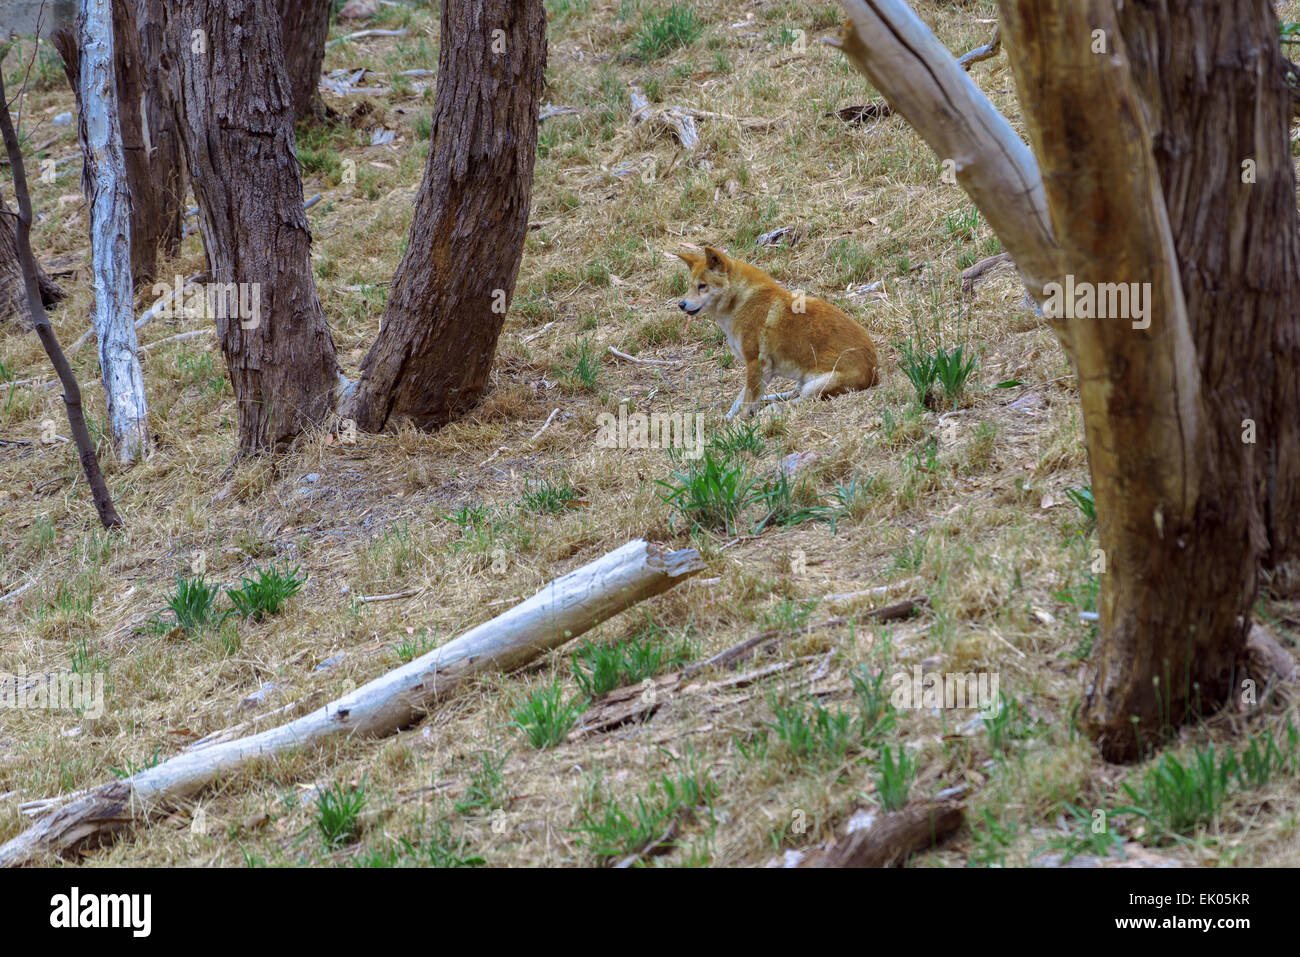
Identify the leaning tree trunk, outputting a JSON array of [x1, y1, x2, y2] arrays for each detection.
[[275, 0, 332, 123], [836, 0, 1300, 761], [0, 196, 63, 328], [165, 0, 341, 452], [340, 0, 547, 432]]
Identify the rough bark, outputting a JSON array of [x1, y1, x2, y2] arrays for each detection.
[[340, 0, 547, 432], [0, 196, 63, 328], [0, 541, 703, 865], [275, 0, 333, 122], [836, 0, 1300, 761], [130, 0, 186, 268], [164, 0, 341, 452], [999, 0, 1300, 760], [1113, 1, 1300, 570]]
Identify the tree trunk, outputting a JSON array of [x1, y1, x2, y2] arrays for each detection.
[[131, 0, 186, 269], [340, 0, 547, 432], [997, 0, 1300, 760], [837, 0, 1300, 761], [165, 0, 341, 452], [112, 0, 184, 282], [53, 2, 184, 286], [275, 0, 333, 123], [71, 0, 151, 463], [0, 196, 63, 328]]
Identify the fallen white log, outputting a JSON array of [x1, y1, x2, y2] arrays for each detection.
[[0, 539, 703, 865]]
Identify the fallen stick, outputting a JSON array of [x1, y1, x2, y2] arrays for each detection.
[[0, 540, 702, 865], [682, 599, 927, 678], [70, 272, 209, 354], [827, 102, 893, 124], [530, 407, 561, 442], [960, 251, 1013, 297], [607, 346, 681, 366], [822, 578, 921, 604], [327, 28, 409, 46], [354, 589, 419, 604], [0, 576, 38, 606], [799, 800, 964, 867], [140, 329, 215, 351], [182, 694, 321, 752]]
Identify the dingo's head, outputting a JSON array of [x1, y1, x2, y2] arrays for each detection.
[[675, 247, 731, 317]]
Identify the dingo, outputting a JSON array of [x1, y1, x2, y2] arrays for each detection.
[[675, 247, 879, 418]]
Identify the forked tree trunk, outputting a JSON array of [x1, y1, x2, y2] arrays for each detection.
[[165, 0, 341, 452], [837, 0, 1300, 760], [340, 0, 547, 432], [275, 0, 333, 122], [0, 197, 63, 328]]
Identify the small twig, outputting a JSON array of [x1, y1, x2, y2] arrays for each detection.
[[530, 408, 560, 442], [140, 329, 215, 351], [522, 320, 557, 343], [21, 787, 92, 816], [614, 819, 680, 868], [354, 589, 419, 604], [327, 28, 409, 46], [539, 104, 580, 121], [0, 576, 39, 606], [957, 24, 1002, 70], [821, 578, 921, 604], [607, 346, 681, 366]]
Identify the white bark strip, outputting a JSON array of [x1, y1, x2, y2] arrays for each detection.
[[78, 0, 149, 463], [0, 540, 704, 865]]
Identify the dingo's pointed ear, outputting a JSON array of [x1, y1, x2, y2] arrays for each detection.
[[675, 250, 702, 268], [703, 246, 729, 272]]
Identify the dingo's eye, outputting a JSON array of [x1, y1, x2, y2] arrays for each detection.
[[697, 283, 706, 291]]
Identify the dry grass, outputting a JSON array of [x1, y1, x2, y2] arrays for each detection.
[[1, 0, 1297, 868]]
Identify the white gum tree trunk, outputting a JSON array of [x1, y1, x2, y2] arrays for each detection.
[[78, 0, 149, 463]]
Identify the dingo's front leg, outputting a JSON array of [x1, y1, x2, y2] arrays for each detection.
[[735, 358, 767, 418]]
